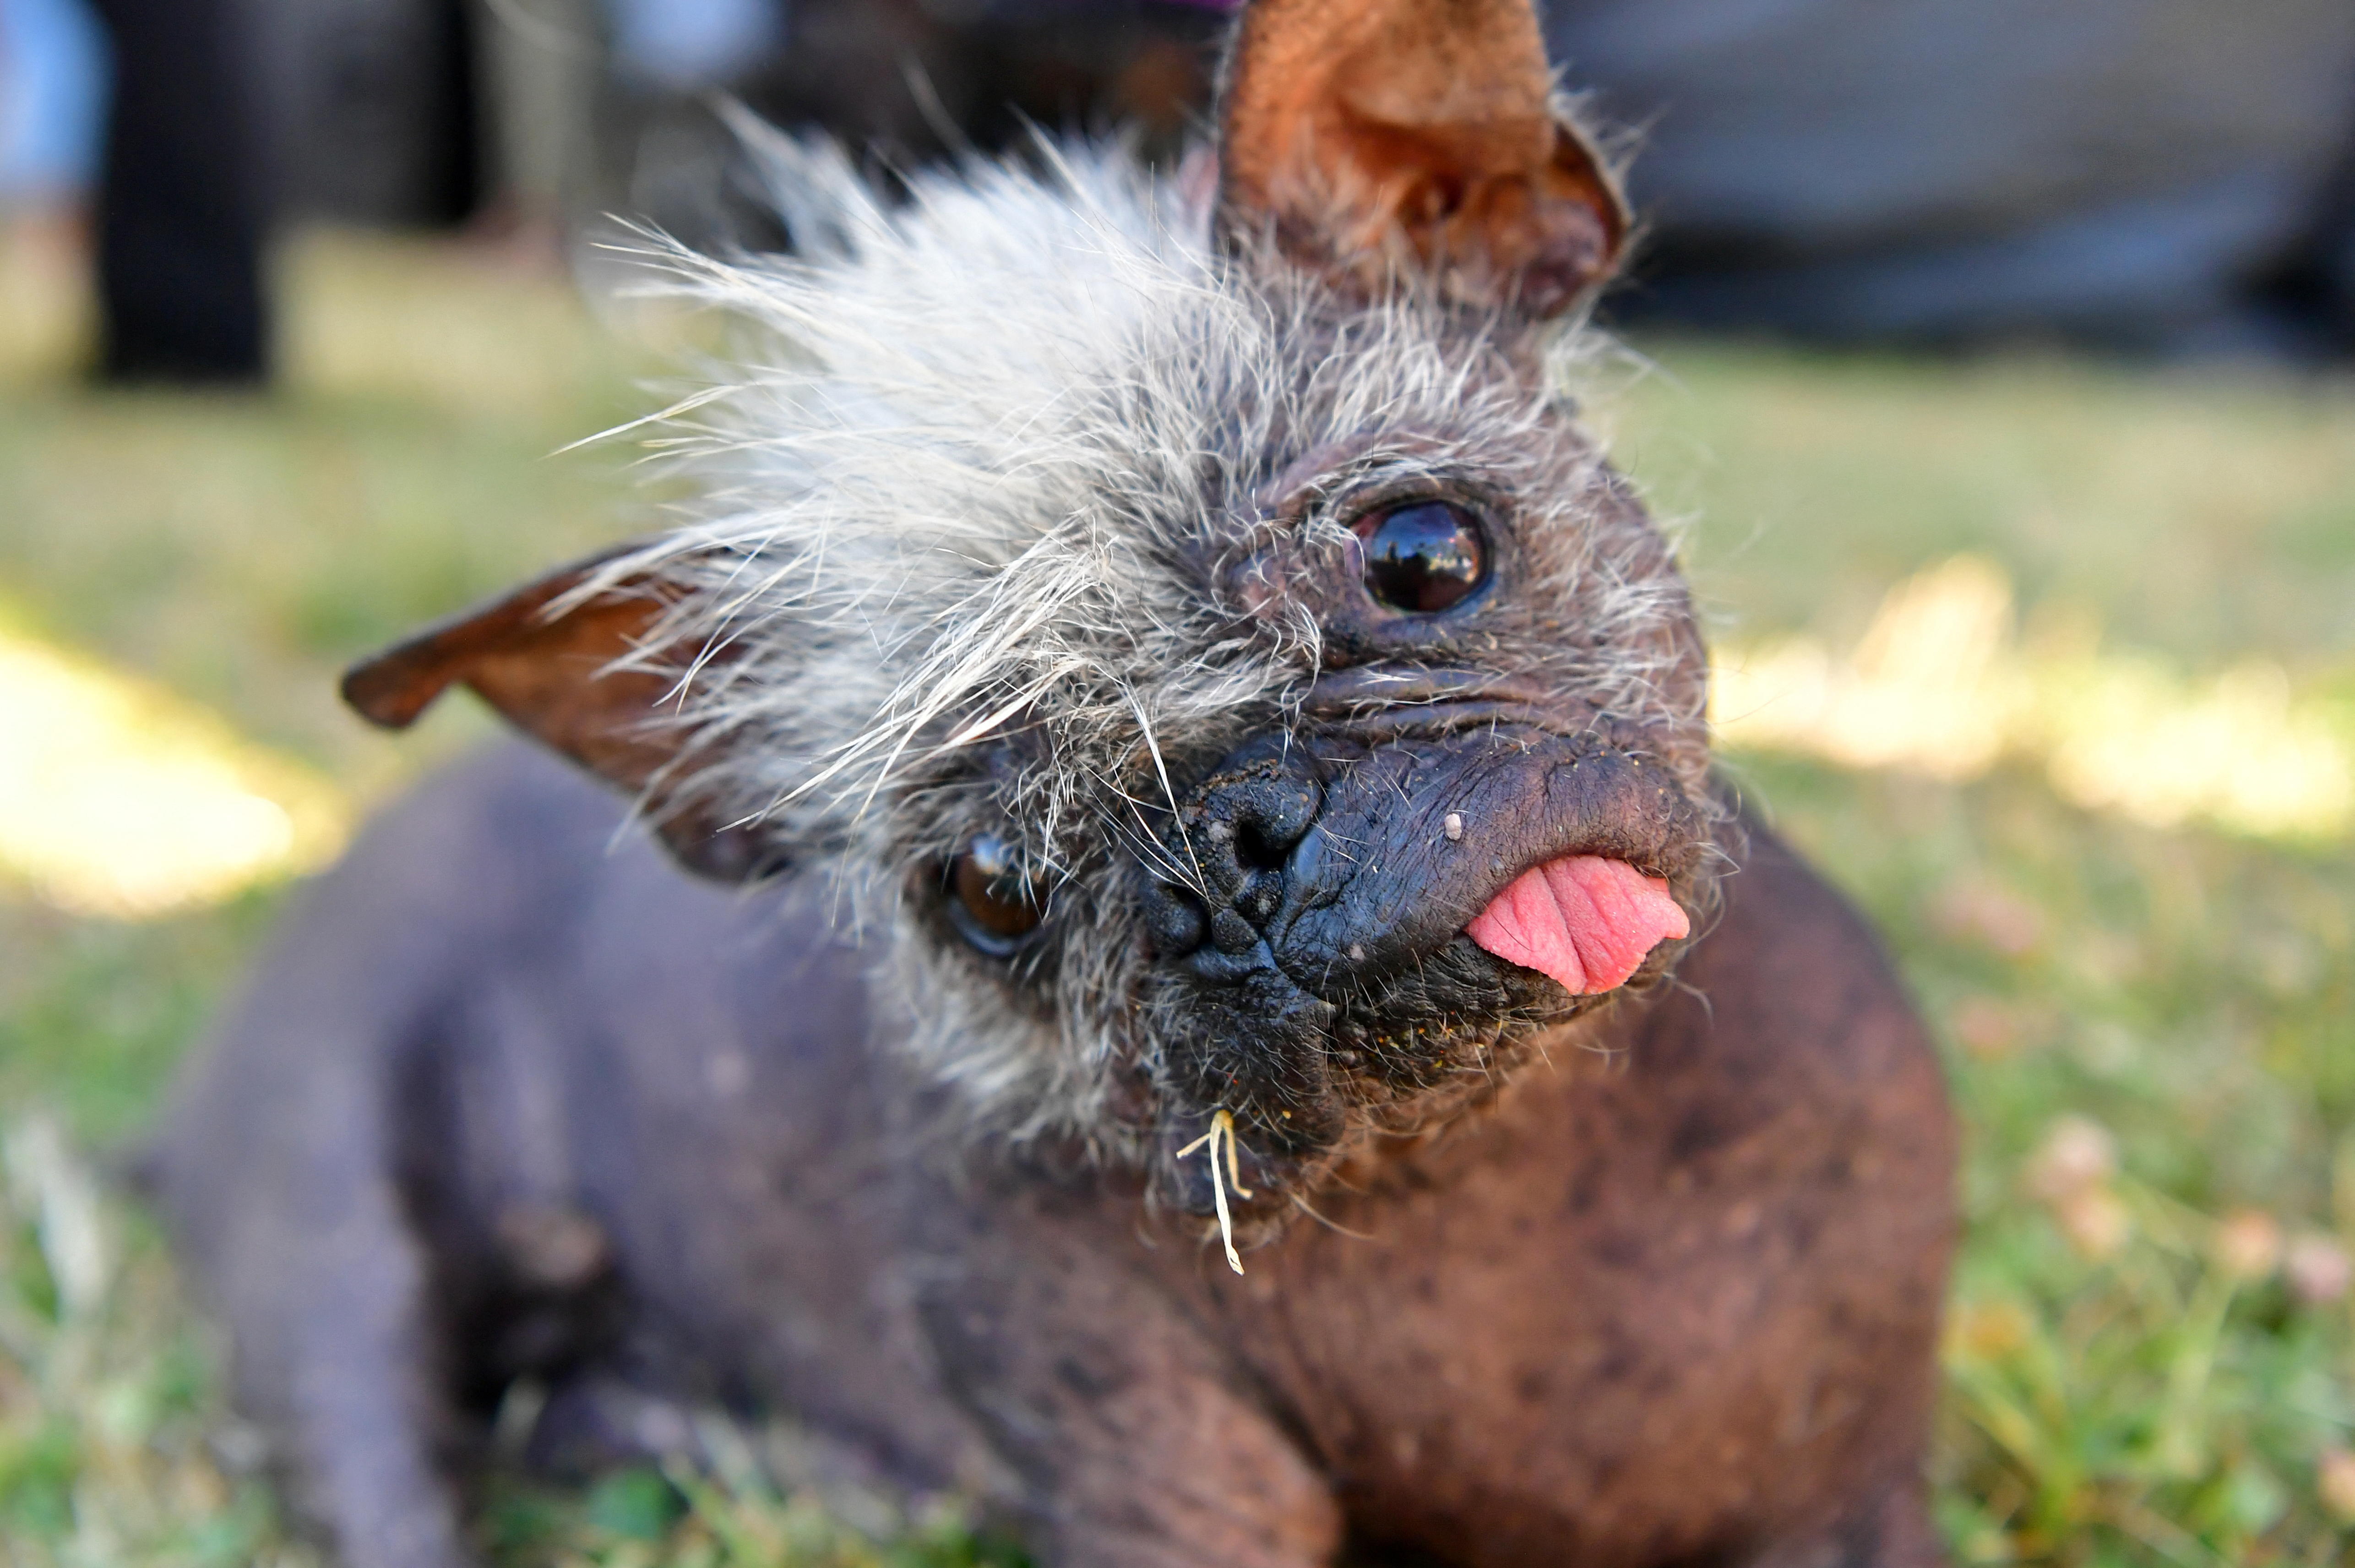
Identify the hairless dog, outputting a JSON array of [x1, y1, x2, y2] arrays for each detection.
[[156, 2, 1956, 1562]]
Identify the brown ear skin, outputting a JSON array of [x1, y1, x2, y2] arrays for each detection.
[[342, 544, 783, 883], [1217, 0, 1627, 317]]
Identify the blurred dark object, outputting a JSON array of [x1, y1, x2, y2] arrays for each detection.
[[743, 0, 1218, 158], [247, 0, 1221, 255], [250, 0, 483, 229], [1546, 0, 2355, 356], [90, 0, 271, 382], [602, 0, 1225, 252], [241, 0, 2355, 356], [2269, 134, 2355, 350]]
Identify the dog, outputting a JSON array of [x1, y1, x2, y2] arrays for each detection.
[[153, 0, 1957, 1563]]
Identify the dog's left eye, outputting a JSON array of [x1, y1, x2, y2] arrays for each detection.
[[1352, 501, 1488, 613], [947, 834, 1047, 955]]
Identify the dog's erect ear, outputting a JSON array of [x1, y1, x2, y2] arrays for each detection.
[[1217, 0, 1627, 316], [342, 544, 778, 882]]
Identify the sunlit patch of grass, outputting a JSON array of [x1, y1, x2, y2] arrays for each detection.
[[0, 226, 651, 798], [1713, 556, 2354, 841], [0, 624, 348, 916], [1609, 344, 2355, 673]]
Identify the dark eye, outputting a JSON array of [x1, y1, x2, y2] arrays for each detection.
[[947, 833, 1046, 955], [1352, 501, 1488, 613]]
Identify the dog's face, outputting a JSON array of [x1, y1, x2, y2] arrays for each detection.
[[346, 0, 1719, 1233]]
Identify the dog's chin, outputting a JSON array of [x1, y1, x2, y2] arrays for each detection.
[[1146, 911, 1693, 1227]]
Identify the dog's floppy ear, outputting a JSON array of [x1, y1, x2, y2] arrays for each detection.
[[342, 544, 779, 882], [1217, 0, 1627, 316]]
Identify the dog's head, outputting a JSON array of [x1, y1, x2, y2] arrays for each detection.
[[348, 0, 1719, 1242]]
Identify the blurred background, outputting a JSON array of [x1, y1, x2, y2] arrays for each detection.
[[0, 1, 2352, 1563]]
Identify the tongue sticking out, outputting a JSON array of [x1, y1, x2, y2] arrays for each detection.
[[1463, 856, 1689, 995]]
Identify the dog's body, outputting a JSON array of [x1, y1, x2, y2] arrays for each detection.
[[162, 745, 1950, 1567], [156, 2, 1957, 1562]]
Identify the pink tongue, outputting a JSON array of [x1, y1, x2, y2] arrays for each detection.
[[1463, 856, 1689, 995]]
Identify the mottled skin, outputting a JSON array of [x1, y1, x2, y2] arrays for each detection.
[[157, 0, 1957, 1559], [156, 743, 1952, 1567]]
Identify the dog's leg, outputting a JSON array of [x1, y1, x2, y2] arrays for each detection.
[[918, 1194, 1344, 1568], [277, 1179, 476, 1568], [1022, 1362, 1341, 1568], [1750, 1473, 1947, 1568], [152, 752, 613, 1568], [163, 1023, 480, 1568], [166, 999, 483, 1568]]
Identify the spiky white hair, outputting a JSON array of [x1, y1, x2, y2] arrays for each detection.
[[586, 130, 1705, 1153]]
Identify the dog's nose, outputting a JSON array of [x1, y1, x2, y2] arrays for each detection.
[[1144, 745, 1321, 960]]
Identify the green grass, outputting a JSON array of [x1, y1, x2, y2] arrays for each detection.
[[2, 225, 2352, 1564]]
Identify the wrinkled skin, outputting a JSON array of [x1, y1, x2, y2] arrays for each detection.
[[155, 2, 1957, 1555], [154, 743, 1953, 1568], [1140, 721, 1708, 1206]]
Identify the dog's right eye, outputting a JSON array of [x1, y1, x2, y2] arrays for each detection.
[[947, 834, 1047, 955], [1352, 501, 1488, 614]]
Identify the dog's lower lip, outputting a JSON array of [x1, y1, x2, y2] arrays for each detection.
[[1463, 855, 1688, 994]]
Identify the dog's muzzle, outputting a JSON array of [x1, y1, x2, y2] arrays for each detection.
[[1137, 721, 1708, 1201], [1144, 726, 1700, 985]]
